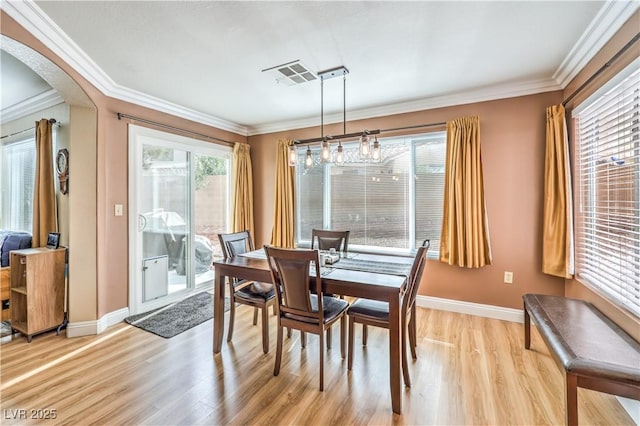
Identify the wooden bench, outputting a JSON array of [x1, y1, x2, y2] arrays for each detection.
[[523, 294, 640, 425]]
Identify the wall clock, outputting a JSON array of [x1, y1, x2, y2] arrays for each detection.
[[56, 148, 69, 195]]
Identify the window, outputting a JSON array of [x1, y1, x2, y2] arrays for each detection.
[[295, 132, 446, 254], [0, 138, 36, 232], [574, 62, 640, 317]]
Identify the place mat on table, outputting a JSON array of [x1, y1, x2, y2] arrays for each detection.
[[327, 258, 411, 277]]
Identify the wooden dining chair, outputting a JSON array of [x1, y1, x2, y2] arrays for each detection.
[[311, 229, 350, 252], [310, 228, 350, 345], [346, 242, 429, 387], [264, 245, 349, 391], [218, 230, 276, 354]]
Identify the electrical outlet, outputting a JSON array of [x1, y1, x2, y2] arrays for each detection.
[[114, 204, 123, 216], [504, 271, 513, 284]]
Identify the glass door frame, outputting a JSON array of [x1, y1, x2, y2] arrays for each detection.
[[128, 124, 232, 315]]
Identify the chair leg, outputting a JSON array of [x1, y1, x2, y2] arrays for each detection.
[[319, 329, 325, 391], [340, 315, 346, 359], [253, 307, 259, 325], [409, 309, 417, 360], [301, 331, 307, 348], [274, 324, 283, 376], [402, 315, 411, 387], [261, 306, 269, 354], [326, 327, 332, 350], [348, 316, 355, 370], [287, 327, 292, 338], [273, 304, 277, 316], [362, 324, 368, 346], [227, 298, 236, 342]]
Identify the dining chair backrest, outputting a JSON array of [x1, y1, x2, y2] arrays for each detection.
[[311, 229, 350, 252], [218, 230, 254, 259], [264, 246, 324, 324], [402, 242, 430, 315]]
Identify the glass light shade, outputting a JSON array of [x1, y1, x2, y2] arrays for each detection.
[[371, 137, 380, 161], [321, 140, 331, 161], [288, 145, 297, 166], [359, 134, 370, 158], [335, 142, 344, 165], [304, 147, 313, 168]]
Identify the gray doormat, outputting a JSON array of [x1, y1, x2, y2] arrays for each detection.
[[125, 292, 229, 338]]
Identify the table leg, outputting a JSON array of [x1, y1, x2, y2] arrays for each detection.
[[213, 268, 225, 354], [388, 292, 402, 414]]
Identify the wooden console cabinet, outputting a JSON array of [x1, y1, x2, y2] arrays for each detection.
[[10, 248, 66, 342]]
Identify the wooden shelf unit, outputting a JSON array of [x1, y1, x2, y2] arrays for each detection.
[[10, 247, 66, 342]]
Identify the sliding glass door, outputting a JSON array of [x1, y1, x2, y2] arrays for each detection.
[[129, 125, 231, 314]]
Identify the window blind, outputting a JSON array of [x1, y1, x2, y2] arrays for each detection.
[[295, 132, 445, 253], [1, 139, 36, 232], [574, 65, 640, 317]]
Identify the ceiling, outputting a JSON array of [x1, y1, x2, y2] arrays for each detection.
[[3, 1, 638, 135]]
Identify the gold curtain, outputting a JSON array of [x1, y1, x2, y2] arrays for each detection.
[[231, 143, 255, 237], [32, 119, 57, 247], [542, 104, 574, 278], [439, 116, 492, 268], [270, 139, 295, 248]]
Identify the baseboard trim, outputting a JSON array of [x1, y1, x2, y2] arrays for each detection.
[[66, 320, 98, 338], [415, 295, 523, 323], [97, 307, 130, 333], [616, 397, 640, 425], [66, 307, 130, 337]]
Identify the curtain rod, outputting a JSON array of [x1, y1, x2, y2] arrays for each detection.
[[293, 121, 446, 145], [0, 118, 58, 140], [563, 32, 640, 107], [116, 113, 236, 146]]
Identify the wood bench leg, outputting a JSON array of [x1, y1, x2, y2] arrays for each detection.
[[565, 372, 578, 426], [524, 304, 531, 349]]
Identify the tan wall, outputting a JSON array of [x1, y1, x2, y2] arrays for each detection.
[[68, 105, 97, 322], [562, 10, 640, 339], [249, 91, 566, 310]]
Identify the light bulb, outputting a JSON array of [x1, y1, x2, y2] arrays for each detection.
[[305, 147, 313, 168], [288, 146, 297, 166], [359, 134, 370, 158], [372, 137, 380, 161], [321, 140, 331, 161], [336, 142, 344, 165]]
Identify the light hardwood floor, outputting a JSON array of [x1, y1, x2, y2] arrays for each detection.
[[0, 304, 634, 425]]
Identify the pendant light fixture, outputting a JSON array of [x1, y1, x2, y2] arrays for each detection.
[[371, 136, 381, 162], [291, 65, 382, 166]]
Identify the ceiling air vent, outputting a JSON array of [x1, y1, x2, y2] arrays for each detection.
[[262, 60, 317, 86]]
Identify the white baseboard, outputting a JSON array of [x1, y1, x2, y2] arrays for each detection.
[[98, 307, 130, 333], [415, 295, 524, 323], [617, 397, 640, 425], [66, 307, 130, 337], [66, 320, 98, 337]]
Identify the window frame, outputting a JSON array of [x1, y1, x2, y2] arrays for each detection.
[[294, 131, 446, 257], [572, 59, 640, 318]]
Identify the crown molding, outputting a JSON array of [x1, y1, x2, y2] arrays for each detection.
[[1, 88, 64, 124], [1, 0, 249, 136], [553, 1, 640, 88], [247, 78, 562, 136]]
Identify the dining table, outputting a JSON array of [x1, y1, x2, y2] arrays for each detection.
[[212, 249, 413, 414]]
